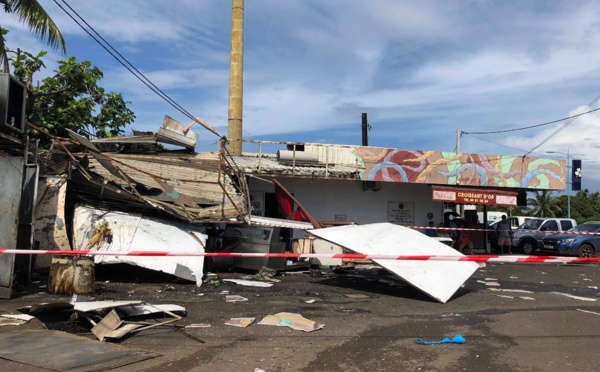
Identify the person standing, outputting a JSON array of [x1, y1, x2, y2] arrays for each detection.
[[496, 215, 513, 254], [425, 221, 436, 237]]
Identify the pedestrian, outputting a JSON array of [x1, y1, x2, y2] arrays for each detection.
[[425, 221, 436, 237], [496, 214, 513, 254], [458, 222, 474, 255]]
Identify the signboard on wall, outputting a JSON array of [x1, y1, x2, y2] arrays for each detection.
[[431, 187, 517, 206], [388, 202, 415, 226]]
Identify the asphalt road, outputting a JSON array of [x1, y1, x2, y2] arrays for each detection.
[[1, 261, 599, 372]]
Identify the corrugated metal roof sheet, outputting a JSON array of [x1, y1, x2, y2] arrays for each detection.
[[233, 154, 363, 179]]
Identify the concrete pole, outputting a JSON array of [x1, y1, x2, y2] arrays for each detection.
[[227, 0, 244, 155]]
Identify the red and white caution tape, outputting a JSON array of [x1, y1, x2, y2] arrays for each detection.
[[0, 249, 598, 264], [407, 226, 600, 236]]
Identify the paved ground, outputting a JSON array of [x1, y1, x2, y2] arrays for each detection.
[[1, 261, 600, 372]]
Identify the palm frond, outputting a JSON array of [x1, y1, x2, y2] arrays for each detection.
[[9, 0, 66, 54]]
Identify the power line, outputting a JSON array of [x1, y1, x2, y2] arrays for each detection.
[[54, 0, 222, 138], [523, 95, 600, 157], [463, 107, 600, 135]]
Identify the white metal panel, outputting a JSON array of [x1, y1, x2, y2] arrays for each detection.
[[0, 156, 23, 295], [249, 215, 313, 230], [304, 145, 360, 165], [312, 238, 343, 266], [308, 223, 479, 303], [73, 206, 206, 286]]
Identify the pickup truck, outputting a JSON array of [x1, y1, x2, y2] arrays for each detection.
[[511, 218, 577, 254]]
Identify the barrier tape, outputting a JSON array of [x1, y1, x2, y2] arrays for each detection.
[[408, 226, 600, 236], [0, 249, 597, 264]]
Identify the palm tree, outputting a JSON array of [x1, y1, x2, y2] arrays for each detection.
[[1, 0, 66, 72], [527, 190, 561, 217]]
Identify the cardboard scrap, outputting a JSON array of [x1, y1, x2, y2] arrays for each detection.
[[225, 317, 255, 328], [257, 312, 324, 332]]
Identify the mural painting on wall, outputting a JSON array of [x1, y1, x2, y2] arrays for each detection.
[[353, 147, 566, 190]]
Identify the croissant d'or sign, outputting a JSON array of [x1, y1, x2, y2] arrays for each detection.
[[432, 187, 517, 206]]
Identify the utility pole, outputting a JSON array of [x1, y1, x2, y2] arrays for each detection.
[[227, 0, 244, 155], [456, 128, 461, 154], [361, 113, 369, 146]]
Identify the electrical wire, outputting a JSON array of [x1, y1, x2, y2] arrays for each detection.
[[54, 0, 222, 138], [463, 107, 600, 135], [523, 95, 600, 157]]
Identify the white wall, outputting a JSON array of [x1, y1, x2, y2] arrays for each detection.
[[248, 177, 444, 238]]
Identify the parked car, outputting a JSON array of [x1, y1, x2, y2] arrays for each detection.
[[541, 222, 600, 257], [511, 218, 577, 254]]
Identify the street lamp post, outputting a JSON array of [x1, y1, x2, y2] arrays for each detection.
[[546, 149, 571, 218]]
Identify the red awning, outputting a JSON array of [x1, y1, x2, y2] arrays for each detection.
[[432, 186, 518, 207]]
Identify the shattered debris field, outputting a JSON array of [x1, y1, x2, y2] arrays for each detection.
[[2, 262, 600, 371]]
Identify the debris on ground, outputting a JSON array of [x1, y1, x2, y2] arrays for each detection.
[[257, 312, 324, 332], [309, 223, 480, 303], [225, 295, 248, 302], [244, 267, 280, 282], [223, 279, 274, 287], [17, 299, 186, 341], [185, 323, 212, 328], [0, 314, 35, 326], [550, 292, 597, 302], [416, 334, 466, 345], [487, 288, 534, 294], [225, 317, 255, 328]]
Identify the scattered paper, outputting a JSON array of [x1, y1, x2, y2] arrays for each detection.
[[510, 276, 518, 279], [576, 309, 600, 316], [0, 318, 26, 326], [223, 279, 274, 287], [488, 288, 534, 294], [258, 312, 324, 332], [476, 280, 486, 284], [344, 294, 370, 299], [1, 314, 35, 322], [225, 295, 248, 302], [588, 286, 598, 290], [185, 323, 211, 328], [519, 296, 536, 300], [484, 278, 497, 281], [304, 299, 317, 304], [485, 282, 500, 287], [225, 317, 255, 328], [550, 292, 597, 302], [219, 291, 230, 295], [493, 295, 514, 299], [584, 278, 592, 281]]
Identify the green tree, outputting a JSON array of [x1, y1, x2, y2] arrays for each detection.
[[11, 49, 135, 144], [527, 190, 562, 217], [1, 0, 66, 72]]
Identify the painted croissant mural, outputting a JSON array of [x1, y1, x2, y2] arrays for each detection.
[[354, 147, 566, 190]]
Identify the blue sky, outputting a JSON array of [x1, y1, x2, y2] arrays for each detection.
[[5, 0, 600, 189]]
